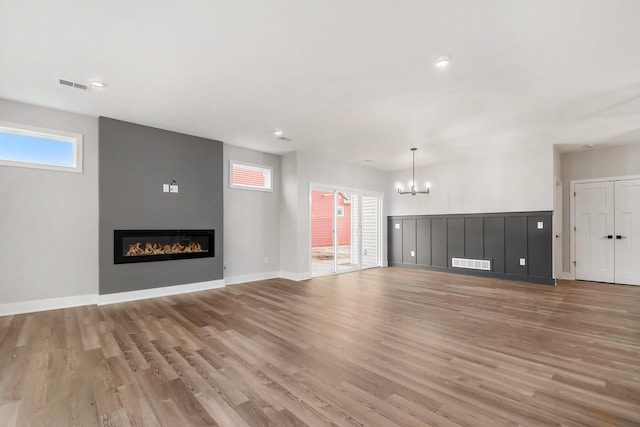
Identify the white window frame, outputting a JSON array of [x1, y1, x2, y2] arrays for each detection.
[[229, 160, 273, 192], [0, 121, 83, 173]]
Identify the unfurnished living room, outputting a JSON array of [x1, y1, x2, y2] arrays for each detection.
[[1, 1, 640, 426]]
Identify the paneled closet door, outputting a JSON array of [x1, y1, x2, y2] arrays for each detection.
[[575, 181, 615, 283], [614, 179, 640, 285]]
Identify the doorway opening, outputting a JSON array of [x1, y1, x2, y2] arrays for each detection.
[[571, 176, 640, 285], [310, 186, 382, 277]]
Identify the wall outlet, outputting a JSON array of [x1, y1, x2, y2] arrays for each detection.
[[264, 256, 268, 264], [537, 221, 544, 229], [395, 223, 400, 229], [520, 258, 526, 266], [163, 184, 170, 193], [169, 184, 179, 193], [410, 250, 415, 257]]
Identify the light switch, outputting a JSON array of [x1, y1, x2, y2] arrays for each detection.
[[520, 258, 526, 266], [169, 185, 179, 193], [537, 221, 544, 229], [163, 184, 170, 193], [395, 223, 400, 229]]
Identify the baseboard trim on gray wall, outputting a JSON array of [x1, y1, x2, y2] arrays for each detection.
[[97, 279, 225, 305], [388, 262, 556, 285], [0, 294, 98, 317]]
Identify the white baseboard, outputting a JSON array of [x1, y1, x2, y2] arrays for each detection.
[[279, 271, 312, 281], [557, 272, 574, 281], [0, 271, 317, 316], [224, 271, 280, 286], [97, 279, 225, 305], [0, 294, 97, 317]]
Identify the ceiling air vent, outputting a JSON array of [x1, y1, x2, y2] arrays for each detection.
[[277, 136, 293, 142], [59, 79, 89, 91]]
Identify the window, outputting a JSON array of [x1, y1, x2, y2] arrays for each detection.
[[229, 160, 272, 191], [337, 206, 345, 216], [0, 121, 83, 173]]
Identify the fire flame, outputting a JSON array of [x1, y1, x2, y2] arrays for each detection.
[[125, 241, 205, 257]]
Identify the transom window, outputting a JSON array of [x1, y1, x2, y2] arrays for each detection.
[[0, 121, 83, 173], [230, 160, 273, 191]]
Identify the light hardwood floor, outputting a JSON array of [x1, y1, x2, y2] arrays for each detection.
[[1, 268, 639, 426]]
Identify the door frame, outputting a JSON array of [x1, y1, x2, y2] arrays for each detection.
[[553, 178, 563, 281], [308, 183, 383, 277], [569, 174, 640, 281]]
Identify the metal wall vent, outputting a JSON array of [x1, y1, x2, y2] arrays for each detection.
[[59, 79, 89, 91], [451, 257, 491, 271]]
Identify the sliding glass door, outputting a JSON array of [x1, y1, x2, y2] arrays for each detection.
[[311, 186, 381, 277]]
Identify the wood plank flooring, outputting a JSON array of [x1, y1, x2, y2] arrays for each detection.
[[1, 268, 640, 426]]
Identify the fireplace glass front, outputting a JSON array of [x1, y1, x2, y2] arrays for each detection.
[[114, 229, 214, 264]]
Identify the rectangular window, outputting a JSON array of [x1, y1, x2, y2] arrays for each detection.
[[230, 160, 272, 191], [337, 206, 345, 216], [0, 121, 83, 173]]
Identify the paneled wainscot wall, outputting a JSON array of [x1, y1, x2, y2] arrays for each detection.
[[388, 212, 554, 285]]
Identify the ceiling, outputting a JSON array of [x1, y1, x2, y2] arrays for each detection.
[[1, 0, 639, 171]]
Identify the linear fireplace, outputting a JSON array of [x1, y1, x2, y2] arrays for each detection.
[[114, 229, 214, 264]]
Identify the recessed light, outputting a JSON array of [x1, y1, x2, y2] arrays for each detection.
[[274, 130, 283, 137], [434, 57, 450, 69], [90, 80, 106, 88]]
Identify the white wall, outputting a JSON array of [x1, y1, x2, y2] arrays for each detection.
[[223, 144, 281, 283], [560, 144, 640, 272], [279, 152, 388, 277], [387, 146, 554, 216], [0, 99, 99, 305], [279, 152, 300, 275]]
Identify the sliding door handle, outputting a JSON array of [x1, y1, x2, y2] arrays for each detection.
[[603, 235, 613, 239], [616, 235, 627, 239]]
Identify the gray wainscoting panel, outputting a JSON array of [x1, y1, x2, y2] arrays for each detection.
[[528, 216, 553, 279], [483, 217, 505, 273], [388, 218, 403, 264], [402, 219, 417, 264], [464, 217, 484, 259], [447, 218, 464, 268], [505, 216, 528, 276], [416, 218, 431, 266], [431, 218, 448, 268], [388, 211, 553, 285]]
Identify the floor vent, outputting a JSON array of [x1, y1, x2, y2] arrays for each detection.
[[59, 79, 89, 91], [451, 257, 491, 271]]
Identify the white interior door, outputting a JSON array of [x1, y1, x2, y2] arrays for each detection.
[[575, 181, 615, 282], [614, 179, 640, 285]]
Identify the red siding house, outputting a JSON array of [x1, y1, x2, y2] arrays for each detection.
[[311, 191, 351, 247]]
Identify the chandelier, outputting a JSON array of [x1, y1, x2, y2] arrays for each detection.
[[397, 148, 430, 195]]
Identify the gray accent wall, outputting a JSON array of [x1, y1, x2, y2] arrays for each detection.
[[99, 117, 223, 294], [388, 211, 554, 285]]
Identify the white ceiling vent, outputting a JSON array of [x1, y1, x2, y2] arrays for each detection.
[[451, 257, 491, 271], [59, 79, 89, 91]]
